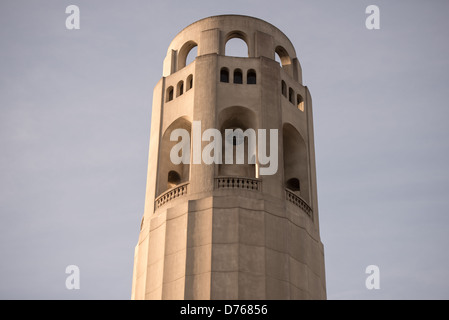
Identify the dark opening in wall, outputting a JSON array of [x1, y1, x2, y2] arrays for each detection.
[[234, 69, 243, 84], [168, 170, 181, 189], [187, 74, 193, 91], [247, 70, 256, 84], [220, 68, 229, 83], [166, 86, 174, 102], [177, 81, 184, 97], [286, 178, 300, 192]]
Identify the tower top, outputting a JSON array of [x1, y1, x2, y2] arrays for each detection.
[[174, 14, 296, 50], [132, 14, 325, 300], [163, 14, 301, 82]]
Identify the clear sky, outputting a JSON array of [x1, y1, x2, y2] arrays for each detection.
[[1, 0, 448, 299]]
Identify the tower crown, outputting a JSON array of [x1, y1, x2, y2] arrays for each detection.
[[162, 14, 302, 83]]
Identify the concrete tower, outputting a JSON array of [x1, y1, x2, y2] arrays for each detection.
[[131, 15, 326, 300]]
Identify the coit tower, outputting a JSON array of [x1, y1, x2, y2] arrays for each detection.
[[131, 15, 326, 300]]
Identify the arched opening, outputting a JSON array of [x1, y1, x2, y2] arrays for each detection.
[[218, 106, 258, 178], [275, 46, 293, 77], [283, 123, 309, 201], [225, 31, 249, 57], [178, 41, 198, 71], [167, 170, 181, 189], [297, 94, 304, 111], [281, 81, 287, 97], [233, 69, 243, 84], [166, 86, 174, 102], [286, 178, 300, 192], [185, 46, 197, 66], [247, 69, 256, 84], [275, 46, 292, 67], [157, 117, 191, 196], [177, 80, 184, 97], [186, 74, 193, 91], [220, 68, 229, 83], [289, 88, 294, 104]]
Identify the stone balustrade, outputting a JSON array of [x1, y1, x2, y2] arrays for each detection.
[[155, 182, 189, 209], [215, 176, 261, 191], [285, 188, 313, 219]]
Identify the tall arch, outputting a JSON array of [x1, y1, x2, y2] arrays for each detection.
[[156, 117, 191, 196], [282, 123, 309, 202], [217, 106, 258, 178], [275, 45, 293, 77], [224, 31, 249, 57], [177, 41, 198, 71]]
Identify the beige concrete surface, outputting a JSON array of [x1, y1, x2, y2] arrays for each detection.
[[131, 15, 326, 300]]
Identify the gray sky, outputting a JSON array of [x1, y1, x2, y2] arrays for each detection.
[[1, 0, 448, 299]]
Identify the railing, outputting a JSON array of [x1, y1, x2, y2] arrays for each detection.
[[215, 176, 261, 191], [285, 188, 313, 219], [155, 182, 189, 210], [154, 180, 312, 219]]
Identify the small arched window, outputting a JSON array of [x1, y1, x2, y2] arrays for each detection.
[[297, 94, 304, 112], [177, 81, 184, 97], [167, 170, 181, 189], [220, 68, 229, 83], [247, 70, 256, 84], [233, 69, 243, 84], [186, 74, 193, 91], [166, 86, 174, 102], [281, 81, 287, 97], [289, 88, 295, 104], [286, 178, 300, 192]]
